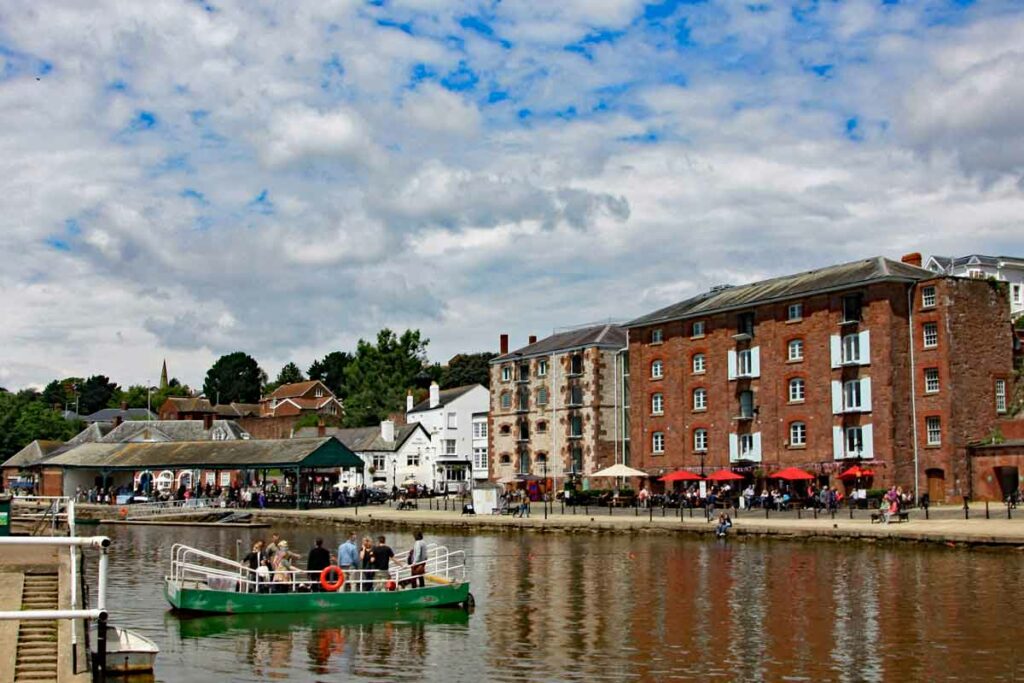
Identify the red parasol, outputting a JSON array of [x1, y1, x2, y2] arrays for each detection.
[[838, 465, 875, 479], [769, 467, 815, 481], [704, 469, 744, 482], [659, 470, 704, 482]]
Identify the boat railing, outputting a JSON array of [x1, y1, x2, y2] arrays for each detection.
[[123, 499, 210, 518]]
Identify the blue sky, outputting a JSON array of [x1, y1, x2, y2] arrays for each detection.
[[0, 0, 1022, 388]]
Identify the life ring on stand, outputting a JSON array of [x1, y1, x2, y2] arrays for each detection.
[[118, 506, 129, 519], [319, 565, 344, 591]]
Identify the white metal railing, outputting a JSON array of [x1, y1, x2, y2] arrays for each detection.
[[120, 499, 210, 518], [0, 536, 109, 620], [167, 542, 466, 594], [11, 496, 76, 536]]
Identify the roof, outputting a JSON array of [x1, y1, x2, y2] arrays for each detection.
[[267, 380, 330, 400], [293, 423, 428, 452], [492, 324, 627, 362], [407, 385, 481, 413], [81, 408, 157, 423], [162, 397, 215, 414], [2, 440, 64, 469], [99, 420, 250, 443], [927, 254, 1024, 273], [625, 256, 934, 328], [214, 402, 260, 418], [42, 437, 364, 471]]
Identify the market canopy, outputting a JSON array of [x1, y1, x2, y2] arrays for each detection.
[[659, 470, 704, 482], [589, 464, 648, 478], [769, 467, 815, 481], [838, 465, 876, 479], [705, 469, 744, 482], [41, 437, 365, 471]]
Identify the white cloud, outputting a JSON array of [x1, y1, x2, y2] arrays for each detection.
[[262, 106, 375, 167]]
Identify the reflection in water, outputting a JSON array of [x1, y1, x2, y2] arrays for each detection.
[[92, 525, 1024, 682]]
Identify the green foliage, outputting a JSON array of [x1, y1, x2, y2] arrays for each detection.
[[293, 412, 342, 430], [0, 392, 81, 459], [271, 362, 305, 391], [343, 329, 428, 427], [308, 351, 352, 399], [440, 352, 496, 389], [203, 352, 266, 404], [78, 375, 120, 415], [112, 382, 191, 410], [41, 377, 84, 411]]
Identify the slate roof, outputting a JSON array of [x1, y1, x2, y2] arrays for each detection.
[[492, 324, 627, 362], [163, 397, 215, 414], [2, 440, 64, 469], [100, 420, 250, 443], [214, 402, 260, 418], [267, 380, 328, 400], [293, 423, 427, 452], [625, 256, 934, 328], [407, 385, 481, 414], [927, 254, 1024, 273], [82, 408, 157, 423], [42, 437, 364, 471]]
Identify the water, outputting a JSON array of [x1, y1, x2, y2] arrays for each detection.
[[91, 524, 1024, 682]]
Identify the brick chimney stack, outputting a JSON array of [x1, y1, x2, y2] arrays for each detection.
[[528, 335, 537, 345], [901, 252, 923, 267], [317, 416, 326, 438], [500, 333, 509, 355]]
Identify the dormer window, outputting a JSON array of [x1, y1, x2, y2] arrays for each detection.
[[315, 388, 323, 398]]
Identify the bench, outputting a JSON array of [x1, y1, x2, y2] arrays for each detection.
[[396, 500, 418, 511], [871, 511, 910, 524]]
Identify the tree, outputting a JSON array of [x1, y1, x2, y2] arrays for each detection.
[[203, 352, 265, 404], [274, 362, 305, 388], [0, 393, 80, 460], [342, 329, 428, 427], [111, 382, 191, 411], [41, 377, 83, 411], [441, 352, 497, 389], [308, 351, 352, 399], [78, 375, 119, 415]]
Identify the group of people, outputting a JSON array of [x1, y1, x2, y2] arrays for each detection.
[[242, 530, 429, 593], [499, 490, 532, 517]]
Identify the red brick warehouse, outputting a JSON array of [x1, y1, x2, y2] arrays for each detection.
[[623, 254, 1015, 502]]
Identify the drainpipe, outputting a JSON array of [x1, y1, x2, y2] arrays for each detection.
[[618, 330, 630, 466], [552, 352, 559, 495], [908, 285, 921, 503]]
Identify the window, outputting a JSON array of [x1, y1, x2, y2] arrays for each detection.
[[500, 424, 511, 435], [372, 454, 386, 471], [845, 426, 864, 455], [652, 432, 665, 454], [842, 294, 863, 323], [693, 388, 707, 411], [996, 379, 1008, 414], [570, 355, 583, 375], [922, 286, 936, 308], [926, 416, 941, 446], [569, 415, 583, 438], [1013, 284, 1022, 305], [444, 439, 457, 455], [407, 451, 420, 467], [519, 422, 529, 441], [518, 451, 529, 474], [694, 428, 708, 452], [473, 447, 488, 470], [315, 388, 324, 398], [536, 452, 548, 464], [968, 269, 984, 279], [691, 321, 705, 338], [569, 385, 583, 406], [538, 359, 548, 377], [501, 366, 512, 382], [739, 390, 754, 418], [500, 454, 511, 465], [651, 360, 664, 379], [738, 349, 752, 376], [923, 323, 938, 348], [651, 393, 664, 415], [500, 392, 511, 409], [692, 353, 706, 374], [472, 421, 487, 439], [517, 388, 529, 411], [924, 368, 940, 394], [536, 420, 547, 433], [843, 380, 862, 411], [788, 339, 804, 361], [651, 328, 664, 344], [737, 312, 755, 337], [788, 303, 803, 321], [447, 412, 457, 429], [537, 387, 549, 405], [790, 422, 806, 446], [739, 434, 754, 457], [789, 378, 805, 402], [841, 334, 861, 364], [570, 445, 583, 473], [518, 364, 530, 382]]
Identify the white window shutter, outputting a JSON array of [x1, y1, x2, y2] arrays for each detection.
[[862, 423, 874, 459], [729, 433, 738, 460], [831, 381, 843, 414], [830, 335, 841, 368], [859, 330, 871, 366], [727, 350, 737, 380], [832, 426, 844, 460], [860, 376, 872, 412], [752, 432, 762, 462], [751, 346, 761, 378]]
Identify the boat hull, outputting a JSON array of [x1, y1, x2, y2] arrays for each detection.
[[165, 580, 471, 614]]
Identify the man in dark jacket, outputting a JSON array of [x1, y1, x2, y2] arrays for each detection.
[[307, 538, 331, 591]]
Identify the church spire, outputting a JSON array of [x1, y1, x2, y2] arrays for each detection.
[[160, 359, 169, 390]]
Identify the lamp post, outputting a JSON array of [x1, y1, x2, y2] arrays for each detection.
[[543, 459, 549, 520]]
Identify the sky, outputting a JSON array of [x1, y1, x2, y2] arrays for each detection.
[[1, 0, 1023, 391]]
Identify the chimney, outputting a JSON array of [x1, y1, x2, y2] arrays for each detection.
[[406, 391, 414, 413], [113, 415, 123, 428], [429, 381, 440, 409], [901, 252, 923, 268], [203, 413, 213, 430], [500, 333, 509, 355], [381, 419, 395, 443], [317, 416, 326, 438], [120, 401, 128, 411], [528, 335, 537, 345]]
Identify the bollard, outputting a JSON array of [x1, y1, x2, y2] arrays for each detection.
[[662, 505, 666, 518], [544, 500, 548, 520], [831, 509, 836, 520], [963, 497, 970, 520], [355, 504, 358, 516], [635, 503, 639, 517], [924, 504, 929, 520], [689, 505, 693, 518], [561, 502, 564, 515], [849, 505, 854, 520], [96, 611, 109, 683], [609, 503, 612, 516], [585, 504, 589, 515], [797, 508, 801, 520], [1008, 503, 1013, 520], [813, 506, 818, 520], [765, 506, 769, 520], [986, 501, 990, 519], [649, 506, 653, 522]]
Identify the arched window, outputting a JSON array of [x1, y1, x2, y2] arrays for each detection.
[[537, 420, 548, 433], [788, 338, 804, 361]]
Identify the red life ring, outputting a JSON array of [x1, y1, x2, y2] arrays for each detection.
[[118, 507, 129, 519], [319, 565, 344, 591]]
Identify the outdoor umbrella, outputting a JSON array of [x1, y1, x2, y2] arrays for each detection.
[[769, 467, 815, 481], [838, 465, 875, 479], [659, 470, 704, 482], [704, 469, 744, 482], [589, 463, 648, 478]]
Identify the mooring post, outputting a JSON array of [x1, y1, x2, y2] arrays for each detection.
[[963, 497, 970, 520], [95, 611, 108, 683], [986, 501, 990, 519]]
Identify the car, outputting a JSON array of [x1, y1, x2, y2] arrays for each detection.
[[364, 488, 390, 504]]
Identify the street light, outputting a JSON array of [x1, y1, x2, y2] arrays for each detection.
[[543, 459, 548, 520]]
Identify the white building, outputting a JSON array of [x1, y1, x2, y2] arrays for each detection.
[[927, 254, 1024, 319], [405, 382, 490, 491], [471, 412, 488, 482]]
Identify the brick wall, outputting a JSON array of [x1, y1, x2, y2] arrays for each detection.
[[237, 415, 300, 440]]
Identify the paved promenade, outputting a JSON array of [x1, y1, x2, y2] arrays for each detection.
[[250, 502, 1024, 548]]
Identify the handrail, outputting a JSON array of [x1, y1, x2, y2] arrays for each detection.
[[12, 496, 75, 536], [0, 536, 109, 620]]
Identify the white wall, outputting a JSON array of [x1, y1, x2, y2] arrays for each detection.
[[406, 386, 489, 482]]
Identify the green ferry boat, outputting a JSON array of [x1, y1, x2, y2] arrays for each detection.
[[165, 543, 471, 615]]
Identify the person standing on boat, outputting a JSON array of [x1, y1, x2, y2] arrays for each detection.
[[307, 538, 331, 592], [409, 531, 428, 589], [359, 537, 375, 592], [337, 533, 359, 592], [265, 532, 280, 562], [371, 536, 395, 591]]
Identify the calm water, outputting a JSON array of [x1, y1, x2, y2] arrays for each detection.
[[90, 524, 1024, 682]]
